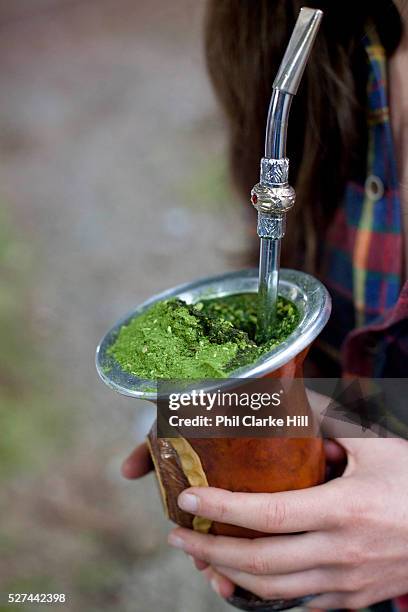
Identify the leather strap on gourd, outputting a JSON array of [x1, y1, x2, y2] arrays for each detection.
[[146, 436, 169, 517], [168, 437, 212, 534]]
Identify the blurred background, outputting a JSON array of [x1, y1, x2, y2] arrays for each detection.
[[0, 1, 248, 610]]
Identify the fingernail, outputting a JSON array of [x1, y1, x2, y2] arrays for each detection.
[[121, 461, 131, 476], [168, 532, 185, 550], [211, 578, 221, 596], [178, 492, 199, 512]]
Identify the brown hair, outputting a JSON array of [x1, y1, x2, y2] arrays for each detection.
[[205, 0, 401, 270]]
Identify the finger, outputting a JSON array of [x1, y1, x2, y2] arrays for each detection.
[[213, 566, 333, 601], [190, 556, 208, 571], [168, 529, 331, 574], [201, 566, 235, 599], [324, 439, 347, 479], [324, 439, 346, 463], [121, 443, 153, 479], [177, 481, 343, 533], [306, 592, 351, 609]]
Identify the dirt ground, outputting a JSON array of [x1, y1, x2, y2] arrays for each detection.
[[0, 1, 249, 610]]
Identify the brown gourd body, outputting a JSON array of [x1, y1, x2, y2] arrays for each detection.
[[147, 347, 325, 538]]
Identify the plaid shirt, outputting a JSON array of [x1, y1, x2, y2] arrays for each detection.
[[318, 27, 408, 612], [319, 27, 407, 382]]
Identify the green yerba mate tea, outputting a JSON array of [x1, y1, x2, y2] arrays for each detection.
[[108, 293, 299, 379]]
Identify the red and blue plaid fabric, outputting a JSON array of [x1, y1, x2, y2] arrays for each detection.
[[319, 26, 408, 383]]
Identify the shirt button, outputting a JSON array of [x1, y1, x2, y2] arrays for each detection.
[[364, 175, 384, 201]]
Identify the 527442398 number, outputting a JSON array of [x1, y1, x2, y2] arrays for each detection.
[[8, 594, 66, 604]]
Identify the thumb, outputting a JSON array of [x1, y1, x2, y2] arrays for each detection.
[[121, 442, 154, 479], [333, 437, 393, 466]]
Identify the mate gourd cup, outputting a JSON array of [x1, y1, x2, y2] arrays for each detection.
[[96, 267, 331, 611]]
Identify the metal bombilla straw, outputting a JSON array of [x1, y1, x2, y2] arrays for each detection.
[[252, 7, 323, 344]]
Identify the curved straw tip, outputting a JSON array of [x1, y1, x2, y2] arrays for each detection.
[[300, 7, 324, 17], [272, 6, 324, 96]]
